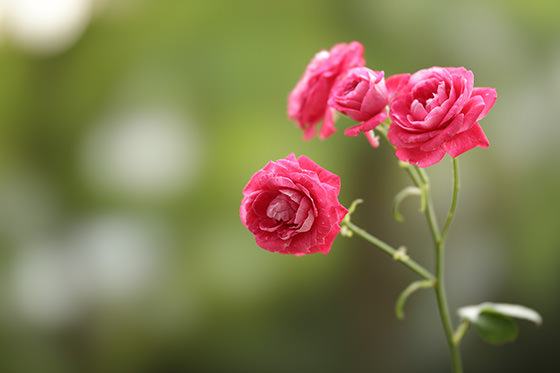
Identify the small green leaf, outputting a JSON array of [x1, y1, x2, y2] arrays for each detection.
[[458, 302, 542, 326], [457, 302, 542, 345], [482, 303, 542, 326], [473, 310, 518, 345]]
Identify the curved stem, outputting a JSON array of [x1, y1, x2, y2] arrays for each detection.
[[415, 161, 462, 373], [453, 319, 470, 345], [377, 125, 423, 189], [434, 235, 463, 373], [420, 172, 442, 244], [404, 164, 423, 188], [395, 279, 436, 319], [378, 125, 463, 371], [343, 221, 435, 282]]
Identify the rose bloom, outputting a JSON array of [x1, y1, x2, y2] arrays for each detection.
[[388, 67, 497, 167], [288, 41, 365, 140], [328, 67, 410, 147], [240, 154, 348, 255]]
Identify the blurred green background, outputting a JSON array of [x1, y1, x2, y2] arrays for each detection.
[[0, 0, 559, 372]]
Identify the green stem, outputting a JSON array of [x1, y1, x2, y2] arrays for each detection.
[[453, 319, 470, 345], [420, 171, 442, 243], [395, 279, 436, 319], [376, 124, 424, 189], [343, 221, 435, 282], [441, 158, 459, 245], [434, 232, 462, 373], [404, 164, 423, 188], [378, 124, 463, 371], [414, 160, 462, 373]]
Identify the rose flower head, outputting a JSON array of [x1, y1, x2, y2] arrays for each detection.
[[388, 67, 497, 167], [240, 154, 348, 256], [288, 41, 365, 140], [328, 67, 388, 147], [329, 69, 412, 147]]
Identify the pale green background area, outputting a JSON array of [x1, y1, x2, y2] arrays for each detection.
[[0, 0, 559, 372]]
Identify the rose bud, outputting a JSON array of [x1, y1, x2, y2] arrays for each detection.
[[328, 67, 389, 147]]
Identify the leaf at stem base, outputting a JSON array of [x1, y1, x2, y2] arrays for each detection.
[[457, 302, 542, 345]]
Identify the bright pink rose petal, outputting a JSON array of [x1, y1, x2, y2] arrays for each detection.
[[345, 112, 388, 138], [364, 130, 380, 148], [472, 87, 497, 119], [395, 146, 447, 168], [443, 123, 489, 158], [386, 73, 411, 100], [319, 107, 337, 139]]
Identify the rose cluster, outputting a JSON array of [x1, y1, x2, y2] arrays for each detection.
[[241, 41, 497, 256], [288, 41, 497, 167]]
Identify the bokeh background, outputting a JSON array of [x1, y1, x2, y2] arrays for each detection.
[[0, 0, 559, 372]]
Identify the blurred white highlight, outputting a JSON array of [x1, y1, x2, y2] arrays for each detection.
[[68, 215, 164, 301], [10, 214, 165, 328], [82, 108, 200, 199], [11, 241, 82, 327], [1, 0, 91, 55]]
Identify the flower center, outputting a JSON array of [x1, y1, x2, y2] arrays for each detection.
[[342, 80, 360, 96], [267, 195, 295, 223]]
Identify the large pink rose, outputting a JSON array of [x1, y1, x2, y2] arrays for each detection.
[[288, 42, 365, 140], [388, 67, 497, 167], [240, 154, 348, 255]]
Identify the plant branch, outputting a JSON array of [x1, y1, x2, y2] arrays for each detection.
[[441, 157, 459, 245], [343, 220, 435, 282]]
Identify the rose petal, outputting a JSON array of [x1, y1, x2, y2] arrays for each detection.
[[395, 146, 446, 168], [364, 130, 380, 148], [472, 87, 497, 119], [443, 123, 489, 157], [344, 111, 387, 136], [297, 155, 341, 193], [251, 191, 278, 217], [420, 114, 464, 152], [319, 107, 337, 139], [459, 96, 486, 132], [386, 73, 411, 100]]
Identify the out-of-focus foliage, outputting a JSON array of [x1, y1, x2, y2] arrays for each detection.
[[0, 0, 559, 372]]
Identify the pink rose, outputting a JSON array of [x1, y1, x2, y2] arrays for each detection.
[[240, 154, 348, 255], [288, 42, 365, 140], [327, 67, 387, 147], [388, 67, 497, 167], [328, 69, 412, 147]]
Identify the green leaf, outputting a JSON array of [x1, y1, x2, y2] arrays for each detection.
[[457, 302, 542, 345], [473, 310, 518, 345], [458, 302, 542, 326], [482, 303, 542, 325]]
